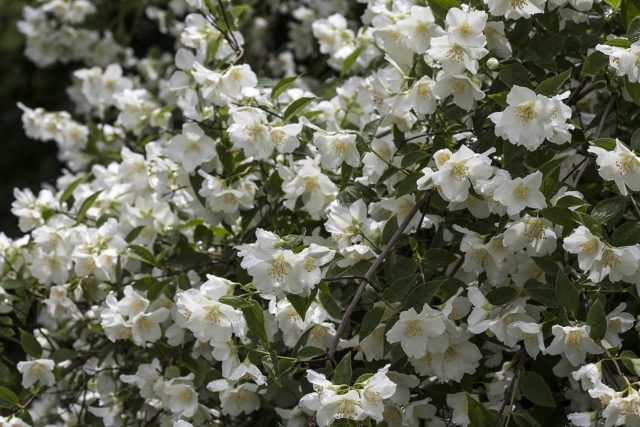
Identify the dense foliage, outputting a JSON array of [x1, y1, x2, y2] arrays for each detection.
[[1, 0, 640, 426]]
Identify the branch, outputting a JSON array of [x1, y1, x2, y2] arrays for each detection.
[[498, 348, 527, 426], [327, 192, 429, 360]]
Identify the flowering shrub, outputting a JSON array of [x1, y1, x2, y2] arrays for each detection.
[[2, 0, 640, 426]]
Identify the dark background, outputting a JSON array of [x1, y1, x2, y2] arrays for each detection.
[[0, 0, 68, 237]]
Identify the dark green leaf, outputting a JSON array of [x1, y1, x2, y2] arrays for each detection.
[[283, 97, 315, 121], [59, 175, 89, 205], [519, 372, 556, 407], [555, 270, 579, 313], [0, 386, 19, 406], [540, 207, 576, 227], [341, 45, 365, 77], [586, 299, 607, 341], [466, 394, 492, 427], [513, 409, 542, 427], [486, 287, 520, 305], [610, 222, 640, 245], [591, 196, 627, 225], [499, 63, 531, 88], [128, 245, 157, 266], [76, 190, 102, 223], [427, 0, 461, 21], [536, 68, 572, 96], [629, 16, 640, 42], [333, 352, 352, 385], [20, 329, 43, 358], [359, 306, 385, 340], [242, 301, 270, 348], [297, 346, 325, 360], [271, 75, 298, 100], [625, 77, 640, 106]]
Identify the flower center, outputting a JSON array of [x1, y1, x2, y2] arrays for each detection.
[[404, 320, 423, 337], [516, 101, 536, 123]]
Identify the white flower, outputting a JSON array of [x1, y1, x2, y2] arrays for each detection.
[[228, 107, 273, 159], [493, 171, 546, 216], [315, 390, 365, 427], [278, 156, 337, 219], [208, 380, 261, 416], [563, 226, 605, 272], [17, 359, 55, 388], [446, 392, 473, 427], [131, 307, 170, 345], [588, 139, 640, 196], [503, 216, 557, 256], [408, 76, 438, 115], [313, 132, 360, 170], [546, 325, 604, 366], [359, 365, 397, 421], [385, 304, 448, 358], [433, 74, 485, 111], [489, 86, 555, 150], [164, 383, 199, 417], [429, 146, 494, 202], [508, 321, 545, 357], [484, 0, 545, 19], [236, 229, 334, 297], [165, 123, 217, 173]]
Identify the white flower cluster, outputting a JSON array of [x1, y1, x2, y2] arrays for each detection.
[[1, 0, 640, 426]]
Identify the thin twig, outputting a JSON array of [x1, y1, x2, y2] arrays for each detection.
[[498, 348, 527, 426], [326, 193, 429, 361]]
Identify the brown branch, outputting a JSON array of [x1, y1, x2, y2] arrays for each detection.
[[327, 193, 429, 360]]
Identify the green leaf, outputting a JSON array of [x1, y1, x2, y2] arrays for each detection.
[[629, 16, 640, 42], [0, 279, 27, 290], [395, 172, 421, 197], [382, 216, 398, 243], [630, 128, 640, 151], [125, 226, 145, 243], [262, 350, 282, 386], [513, 409, 542, 427], [359, 306, 385, 340], [297, 346, 325, 360], [536, 68, 572, 96], [580, 51, 609, 77], [591, 196, 627, 225], [128, 245, 158, 266], [318, 283, 343, 320], [586, 299, 607, 341], [605, 0, 622, 7], [427, 0, 461, 21], [540, 207, 576, 227], [555, 270, 579, 313], [76, 190, 102, 223], [341, 45, 365, 77], [610, 222, 640, 245], [283, 97, 315, 121], [59, 175, 89, 205], [146, 279, 170, 301], [423, 249, 457, 270], [287, 290, 316, 319], [271, 75, 298, 100], [624, 77, 640, 106], [623, 0, 640, 29], [219, 295, 254, 309], [20, 329, 43, 358], [333, 352, 352, 385], [519, 372, 556, 408], [486, 287, 520, 305], [51, 348, 78, 363], [590, 138, 617, 150], [361, 118, 382, 144], [574, 212, 603, 237], [499, 63, 531, 88], [466, 394, 492, 427], [0, 386, 19, 406], [531, 256, 560, 277], [242, 301, 270, 348]]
